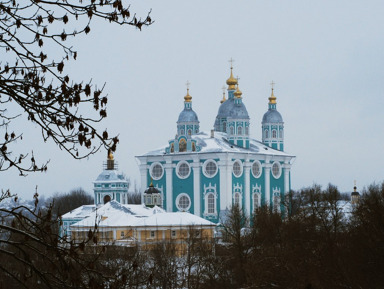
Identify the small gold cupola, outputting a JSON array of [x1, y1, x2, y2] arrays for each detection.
[[220, 86, 227, 103], [226, 67, 238, 90], [269, 80, 277, 104], [226, 58, 238, 90], [107, 150, 115, 170], [184, 88, 192, 102], [234, 84, 243, 98]]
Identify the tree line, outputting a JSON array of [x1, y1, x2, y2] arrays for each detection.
[[1, 182, 384, 288]]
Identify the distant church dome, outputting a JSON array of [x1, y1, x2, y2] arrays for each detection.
[[144, 182, 160, 195]]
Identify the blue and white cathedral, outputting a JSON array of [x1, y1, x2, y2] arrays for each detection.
[[136, 65, 295, 223]]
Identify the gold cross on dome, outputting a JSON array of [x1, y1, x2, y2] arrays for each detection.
[[228, 57, 235, 68], [222, 85, 226, 93], [185, 80, 190, 91], [270, 80, 275, 90]]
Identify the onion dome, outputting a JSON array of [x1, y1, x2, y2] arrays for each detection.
[[226, 67, 238, 90], [234, 85, 242, 98], [269, 88, 277, 104], [184, 88, 192, 102], [220, 90, 227, 104]]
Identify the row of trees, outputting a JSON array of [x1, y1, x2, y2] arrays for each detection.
[[1, 182, 384, 288]]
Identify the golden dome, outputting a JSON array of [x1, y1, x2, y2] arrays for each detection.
[[220, 91, 227, 103], [234, 85, 242, 98], [269, 88, 277, 104], [184, 88, 192, 102], [226, 67, 238, 90]]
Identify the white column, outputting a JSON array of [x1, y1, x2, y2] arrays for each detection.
[[226, 157, 233, 208], [244, 157, 251, 217], [164, 159, 173, 212], [218, 159, 227, 211], [264, 163, 271, 207], [192, 156, 201, 216], [283, 163, 291, 195], [139, 163, 147, 205]]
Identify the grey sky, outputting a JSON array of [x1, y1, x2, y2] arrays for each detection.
[[3, 0, 384, 200]]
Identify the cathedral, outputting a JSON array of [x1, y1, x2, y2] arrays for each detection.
[[136, 65, 295, 223]]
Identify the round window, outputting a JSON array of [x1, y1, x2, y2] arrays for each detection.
[[251, 161, 262, 178], [150, 163, 164, 180], [203, 160, 218, 178], [176, 193, 191, 211], [233, 160, 242, 177], [271, 162, 281, 179], [177, 161, 190, 179]]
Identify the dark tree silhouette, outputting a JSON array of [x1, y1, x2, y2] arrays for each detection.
[[48, 188, 93, 218], [0, 0, 152, 176]]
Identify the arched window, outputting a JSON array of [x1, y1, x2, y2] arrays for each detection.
[[273, 195, 280, 213], [238, 126, 243, 135], [188, 129, 192, 135], [179, 139, 186, 152], [207, 193, 215, 214], [234, 192, 241, 207], [180, 129, 185, 135], [253, 193, 260, 211], [230, 126, 234, 134], [245, 126, 249, 135], [192, 142, 196, 152], [223, 121, 227, 132], [103, 195, 111, 204], [265, 129, 269, 138], [170, 143, 174, 153], [272, 129, 277, 138]]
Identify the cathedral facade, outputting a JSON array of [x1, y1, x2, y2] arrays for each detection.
[[136, 66, 295, 223]]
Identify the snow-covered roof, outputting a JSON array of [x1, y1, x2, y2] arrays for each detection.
[[61, 205, 96, 220], [141, 131, 293, 157], [94, 169, 127, 183], [133, 212, 216, 227], [70, 201, 165, 228]]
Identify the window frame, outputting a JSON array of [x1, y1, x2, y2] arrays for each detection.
[[150, 162, 164, 180], [271, 161, 282, 179], [176, 193, 191, 212], [251, 160, 262, 178], [232, 160, 243, 177], [176, 161, 191, 179], [202, 159, 218, 178]]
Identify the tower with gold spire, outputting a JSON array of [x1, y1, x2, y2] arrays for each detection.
[[262, 82, 284, 151], [93, 152, 129, 205], [214, 63, 250, 149], [167, 83, 200, 153]]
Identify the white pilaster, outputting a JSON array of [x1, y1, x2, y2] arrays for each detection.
[[283, 163, 291, 195], [244, 157, 251, 217], [164, 158, 173, 212], [139, 163, 147, 205], [192, 156, 201, 216], [264, 162, 271, 207], [226, 156, 233, 208], [218, 160, 227, 211]]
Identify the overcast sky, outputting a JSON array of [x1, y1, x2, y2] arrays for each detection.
[[3, 0, 384, 200]]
